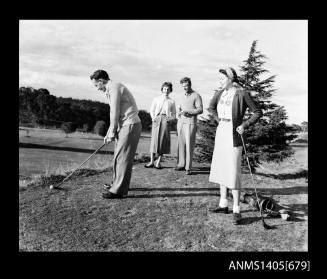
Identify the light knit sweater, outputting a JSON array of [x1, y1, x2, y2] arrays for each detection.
[[106, 81, 141, 138]]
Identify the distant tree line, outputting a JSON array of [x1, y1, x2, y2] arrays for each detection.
[[19, 87, 155, 133], [289, 122, 308, 133]]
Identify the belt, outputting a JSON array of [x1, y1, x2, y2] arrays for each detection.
[[219, 118, 231, 122]]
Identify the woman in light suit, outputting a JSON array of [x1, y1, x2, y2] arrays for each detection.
[[208, 67, 262, 224], [145, 82, 176, 169]]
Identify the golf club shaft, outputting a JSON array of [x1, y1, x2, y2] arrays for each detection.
[[240, 136, 261, 205], [240, 134, 268, 225], [55, 143, 106, 188]]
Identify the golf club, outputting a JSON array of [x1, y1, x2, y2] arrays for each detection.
[[240, 134, 275, 230], [49, 143, 106, 190]]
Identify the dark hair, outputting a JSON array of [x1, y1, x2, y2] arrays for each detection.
[[180, 77, 191, 86], [218, 69, 228, 78], [229, 67, 239, 83], [219, 67, 239, 84], [90, 70, 110, 81], [161, 82, 173, 92]]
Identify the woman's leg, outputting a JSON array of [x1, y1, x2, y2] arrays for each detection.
[[145, 153, 155, 167], [156, 153, 163, 167], [219, 184, 229, 208], [232, 189, 241, 213]]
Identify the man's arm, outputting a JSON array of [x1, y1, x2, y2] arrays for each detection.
[[106, 84, 121, 139]]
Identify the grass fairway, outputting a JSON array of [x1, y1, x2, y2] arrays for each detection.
[[19, 127, 308, 251], [19, 128, 178, 177], [19, 159, 308, 251]]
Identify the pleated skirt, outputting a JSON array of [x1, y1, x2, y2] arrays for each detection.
[[150, 115, 171, 154], [209, 120, 242, 189]]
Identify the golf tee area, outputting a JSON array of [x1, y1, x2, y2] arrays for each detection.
[[19, 127, 308, 251]]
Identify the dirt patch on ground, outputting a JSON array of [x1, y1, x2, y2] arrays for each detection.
[[19, 158, 308, 251]]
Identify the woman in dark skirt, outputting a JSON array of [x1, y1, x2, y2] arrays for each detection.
[[145, 82, 176, 169], [208, 67, 262, 225]]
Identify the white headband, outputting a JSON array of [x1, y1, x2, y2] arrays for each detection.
[[225, 68, 234, 81]]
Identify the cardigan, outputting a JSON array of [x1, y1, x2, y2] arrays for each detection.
[[208, 88, 262, 147], [149, 95, 176, 120]]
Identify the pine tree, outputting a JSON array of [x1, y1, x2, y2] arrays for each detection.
[[194, 40, 297, 167], [238, 40, 297, 166]]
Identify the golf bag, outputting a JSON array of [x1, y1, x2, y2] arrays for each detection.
[[241, 192, 280, 217]]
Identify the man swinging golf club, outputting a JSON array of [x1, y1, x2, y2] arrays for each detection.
[[90, 69, 142, 199]]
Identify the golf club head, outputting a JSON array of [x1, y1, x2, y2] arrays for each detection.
[[49, 184, 67, 192], [50, 184, 58, 190]]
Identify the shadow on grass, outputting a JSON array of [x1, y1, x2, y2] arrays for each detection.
[[153, 166, 174, 169], [242, 186, 307, 195], [255, 169, 308, 180], [239, 214, 306, 225], [283, 203, 308, 217], [237, 216, 263, 226], [128, 185, 218, 198], [190, 167, 211, 175], [130, 187, 218, 192], [129, 185, 307, 196], [19, 142, 113, 155], [127, 192, 218, 198]]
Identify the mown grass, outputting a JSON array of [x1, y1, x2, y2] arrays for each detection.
[[19, 127, 307, 188], [19, 128, 174, 178], [19, 160, 308, 251], [19, 128, 308, 251]]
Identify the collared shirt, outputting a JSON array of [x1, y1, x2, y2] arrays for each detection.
[[106, 81, 141, 138], [149, 94, 176, 120], [178, 90, 203, 124]]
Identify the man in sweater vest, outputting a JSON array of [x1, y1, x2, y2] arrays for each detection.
[[175, 77, 203, 175]]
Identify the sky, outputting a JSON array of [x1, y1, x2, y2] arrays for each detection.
[[19, 20, 308, 125]]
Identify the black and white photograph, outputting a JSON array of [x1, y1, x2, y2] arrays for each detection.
[[19, 20, 308, 254]]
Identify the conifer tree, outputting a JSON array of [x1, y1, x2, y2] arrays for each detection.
[[194, 40, 297, 168], [194, 111, 218, 162], [238, 40, 296, 166]]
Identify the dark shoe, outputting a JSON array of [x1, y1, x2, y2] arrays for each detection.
[[155, 164, 162, 169], [103, 183, 112, 190], [144, 163, 154, 168], [233, 213, 242, 225], [209, 206, 229, 214], [102, 191, 125, 199], [174, 166, 185, 171], [185, 170, 192, 175]]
